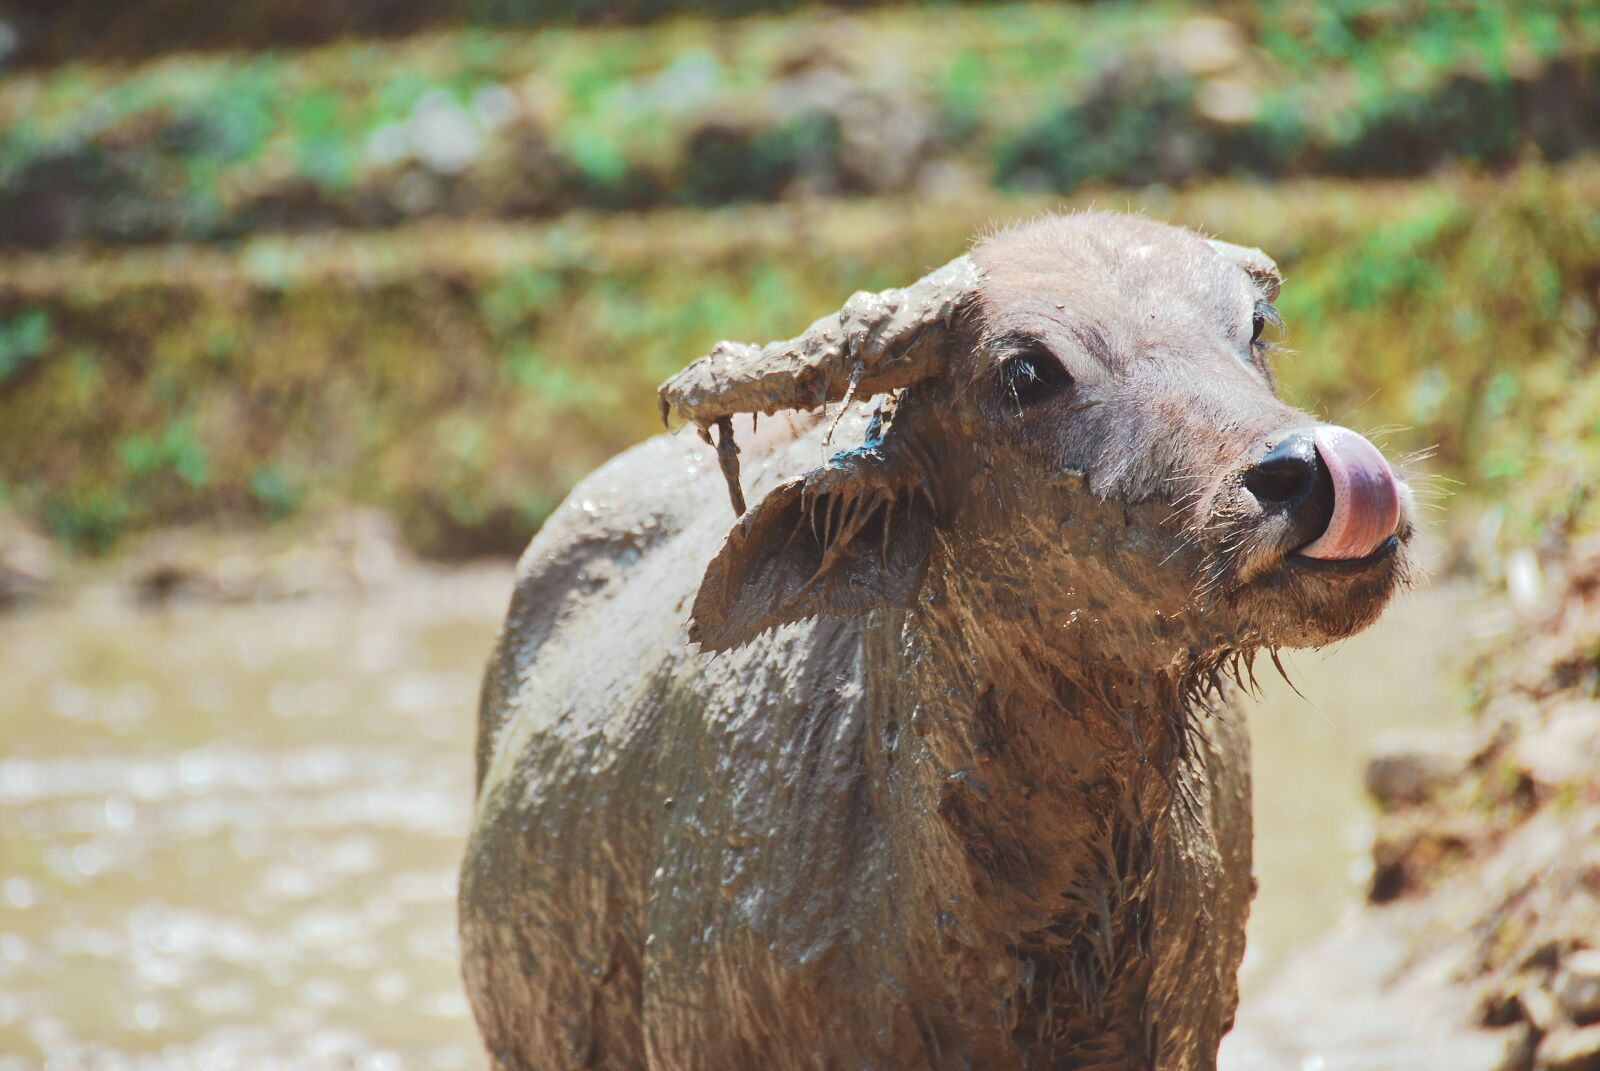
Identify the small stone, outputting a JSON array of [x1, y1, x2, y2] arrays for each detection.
[[1195, 78, 1260, 124], [1512, 703, 1600, 788], [1496, 1024, 1543, 1071], [1481, 982, 1526, 1028], [1557, 950, 1600, 1026], [1537, 1022, 1600, 1071], [1168, 17, 1247, 77], [1524, 984, 1563, 1032], [1365, 730, 1470, 808], [0, 516, 55, 607], [1506, 547, 1544, 614], [410, 92, 481, 175]]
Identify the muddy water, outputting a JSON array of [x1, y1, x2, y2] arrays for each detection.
[[1235, 579, 1481, 996], [0, 566, 1475, 1067], [0, 568, 508, 1070]]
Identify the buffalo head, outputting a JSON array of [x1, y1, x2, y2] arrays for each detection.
[[660, 213, 1414, 670]]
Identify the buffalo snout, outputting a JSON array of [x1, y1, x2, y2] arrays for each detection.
[[1243, 425, 1405, 565]]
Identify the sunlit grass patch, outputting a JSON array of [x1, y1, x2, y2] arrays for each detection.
[[1, 165, 1596, 556], [3, 2, 1598, 246]]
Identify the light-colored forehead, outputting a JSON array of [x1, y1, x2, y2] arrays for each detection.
[[972, 213, 1255, 339]]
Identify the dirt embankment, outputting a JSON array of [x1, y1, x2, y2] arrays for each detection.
[[0, 507, 430, 611], [1370, 539, 1600, 1070], [1229, 537, 1600, 1071], [3, 164, 1596, 561]]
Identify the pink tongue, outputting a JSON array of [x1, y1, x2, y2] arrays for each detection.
[[1298, 426, 1401, 561]]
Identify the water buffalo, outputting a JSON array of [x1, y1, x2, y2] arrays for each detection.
[[459, 212, 1414, 1071]]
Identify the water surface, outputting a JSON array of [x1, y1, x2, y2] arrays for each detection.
[[0, 566, 1476, 1066]]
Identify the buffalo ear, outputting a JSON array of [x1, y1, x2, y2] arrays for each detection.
[[689, 463, 936, 652], [1208, 239, 1282, 301]]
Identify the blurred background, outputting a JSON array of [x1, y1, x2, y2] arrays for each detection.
[[1, 1, 1598, 1068]]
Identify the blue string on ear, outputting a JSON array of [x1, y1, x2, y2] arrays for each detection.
[[826, 406, 888, 471]]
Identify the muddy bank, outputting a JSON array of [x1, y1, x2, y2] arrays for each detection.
[[0, 509, 427, 612], [1225, 538, 1600, 1071]]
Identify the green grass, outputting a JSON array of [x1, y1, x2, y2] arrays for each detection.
[[2, 163, 1597, 557], [4, 1, 1599, 246]]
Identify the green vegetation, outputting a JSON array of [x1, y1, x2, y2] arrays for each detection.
[[21, 0, 1583, 67], [3, 165, 1597, 556], [4, 0, 1598, 561], [17, 0, 973, 66], [4, 1, 1598, 246]]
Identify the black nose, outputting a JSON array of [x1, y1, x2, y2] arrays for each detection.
[[1243, 431, 1339, 551], [1244, 432, 1323, 506]]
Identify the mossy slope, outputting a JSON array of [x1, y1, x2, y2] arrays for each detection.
[[5, 1, 1598, 246], [3, 164, 1596, 556]]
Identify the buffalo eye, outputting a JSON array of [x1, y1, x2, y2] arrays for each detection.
[[997, 344, 1072, 408], [1251, 299, 1282, 345]]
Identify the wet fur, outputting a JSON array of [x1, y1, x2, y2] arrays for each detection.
[[460, 213, 1414, 1071]]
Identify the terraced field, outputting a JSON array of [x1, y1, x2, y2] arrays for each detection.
[[2, 166, 1597, 557], [2, 0, 1598, 563], [5, 2, 1598, 247]]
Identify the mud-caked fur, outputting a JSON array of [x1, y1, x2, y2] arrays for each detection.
[[460, 213, 1415, 1071]]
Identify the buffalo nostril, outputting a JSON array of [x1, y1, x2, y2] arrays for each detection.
[[1244, 433, 1321, 506]]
